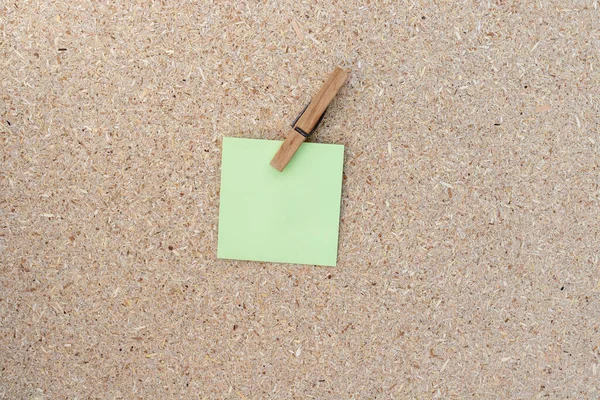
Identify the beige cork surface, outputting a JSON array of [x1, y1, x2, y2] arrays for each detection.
[[1, 1, 600, 399]]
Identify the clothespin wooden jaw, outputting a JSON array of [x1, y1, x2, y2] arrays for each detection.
[[270, 67, 349, 172]]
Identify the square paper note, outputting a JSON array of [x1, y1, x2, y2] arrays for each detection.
[[218, 137, 344, 266]]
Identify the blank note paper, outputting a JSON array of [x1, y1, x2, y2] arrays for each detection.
[[217, 137, 344, 266]]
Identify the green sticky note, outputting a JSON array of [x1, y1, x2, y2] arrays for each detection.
[[218, 137, 344, 266]]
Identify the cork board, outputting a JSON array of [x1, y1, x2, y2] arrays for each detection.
[[1, 1, 599, 398]]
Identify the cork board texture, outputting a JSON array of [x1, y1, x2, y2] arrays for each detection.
[[1, 1, 599, 399]]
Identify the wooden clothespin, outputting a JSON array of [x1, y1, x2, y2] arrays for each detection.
[[270, 67, 349, 172]]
